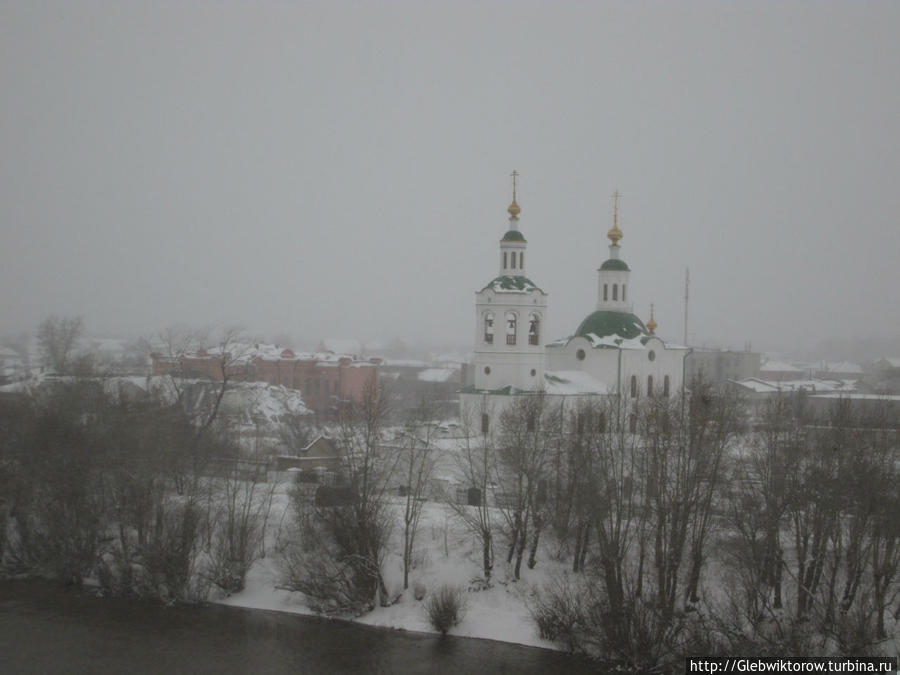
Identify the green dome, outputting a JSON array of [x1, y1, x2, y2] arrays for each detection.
[[575, 310, 647, 341], [501, 230, 526, 242], [599, 258, 630, 271]]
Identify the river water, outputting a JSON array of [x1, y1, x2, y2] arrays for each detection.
[[0, 580, 598, 674]]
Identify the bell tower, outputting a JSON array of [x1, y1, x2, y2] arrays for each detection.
[[472, 172, 548, 391]]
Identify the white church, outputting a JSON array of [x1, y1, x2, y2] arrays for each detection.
[[459, 176, 689, 431]]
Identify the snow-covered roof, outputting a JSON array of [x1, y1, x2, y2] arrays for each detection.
[[815, 361, 863, 375], [543, 370, 611, 395], [417, 368, 458, 383], [319, 338, 362, 356], [481, 275, 543, 294], [759, 360, 803, 373], [0, 347, 23, 360], [730, 377, 857, 394], [810, 393, 900, 401]]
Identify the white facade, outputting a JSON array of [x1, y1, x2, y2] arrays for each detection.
[[461, 186, 688, 432]]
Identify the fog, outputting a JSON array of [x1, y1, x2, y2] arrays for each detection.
[[2, 1, 898, 354]]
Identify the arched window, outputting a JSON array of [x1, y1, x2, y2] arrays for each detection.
[[613, 284, 618, 301], [511, 252, 516, 269], [528, 312, 540, 345], [630, 374, 638, 398], [629, 413, 637, 433], [481, 413, 489, 434], [622, 284, 626, 301], [663, 375, 670, 397], [519, 252, 523, 268], [503, 252, 507, 270], [603, 284, 608, 301], [647, 375, 654, 398], [506, 311, 517, 345], [484, 312, 494, 344]]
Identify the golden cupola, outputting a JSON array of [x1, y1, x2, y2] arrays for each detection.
[[607, 190, 623, 245], [646, 303, 658, 335]]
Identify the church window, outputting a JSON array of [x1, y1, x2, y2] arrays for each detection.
[[629, 413, 637, 433], [503, 252, 507, 269], [663, 375, 670, 397], [648, 350, 656, 362], [528, 312, 540, 345], [481, 413, 490, 434], [630, 375, 638, 398], [511, 252, 516, 269], [613, 284, 618, 301], [506, 312, 517, 345], [484, 312, 494, 344], [576, 348, 586, 361], [519, 252, 523, 268], [484, 366, 491, 375], [622, 285, 626, 301], [530, 368, 536, 376], [647, 375, 654, 398], [603, 284, 608, 301]]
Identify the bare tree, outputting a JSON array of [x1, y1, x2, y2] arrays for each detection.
[[398, 396, 439, 590], [447, 395, 497, 585], [495, 393, 559, 580], [280, 376, 398, 612], [36, 315, 86, 374]]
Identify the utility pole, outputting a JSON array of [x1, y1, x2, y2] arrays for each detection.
[[683, 267, 690, 346]]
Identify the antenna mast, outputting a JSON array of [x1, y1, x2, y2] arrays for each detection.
[[683, 267, 690, 346]]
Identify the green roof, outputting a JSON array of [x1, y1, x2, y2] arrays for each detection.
[[599, 258, 630, 271], [481, 275, 544, 293], [575, 310, 648, 341], [501, 230, 526, 242]]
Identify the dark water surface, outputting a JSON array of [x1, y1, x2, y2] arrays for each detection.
[[0, 580, 598, 674]]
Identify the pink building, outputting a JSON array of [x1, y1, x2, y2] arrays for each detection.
[[152, 343, 380, 418]]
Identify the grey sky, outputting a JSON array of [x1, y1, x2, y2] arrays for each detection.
[[2, 1, 898, 354]]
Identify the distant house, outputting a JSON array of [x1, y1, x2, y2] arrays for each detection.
[[758, 359, 805, 382], [275, 436, 343, 473], [151, 343, 379, 418], [0, 347, 25, 385], [686, 349, 760, 384], [812, 361, 863, 380]]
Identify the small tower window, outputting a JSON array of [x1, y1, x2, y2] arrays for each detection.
[[511, 252, 516, 269], [503, 252, 507, 270], [519, 252, 523, 268], [613, 284, 618, 301], [630, 374, 638, 398], [622, 284, 626, 301], [647, 375, 654, 398], [528, 312, 540, 345], [603, 284, 608, 301], [663, 375, 670, 397], [484, 312, 494, 344], [506, 311, 517, 345]]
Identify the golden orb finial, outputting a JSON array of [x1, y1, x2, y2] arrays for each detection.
[[508, 170, 521, 220], [607, 190, 623, 245], [646, 303, 658, 335]]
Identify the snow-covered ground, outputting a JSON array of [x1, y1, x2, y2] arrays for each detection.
[[216, 479, 558, 649]]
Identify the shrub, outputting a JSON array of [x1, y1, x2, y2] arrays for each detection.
[[413, 581, 427, 601], [425, 585, 465, 635]]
